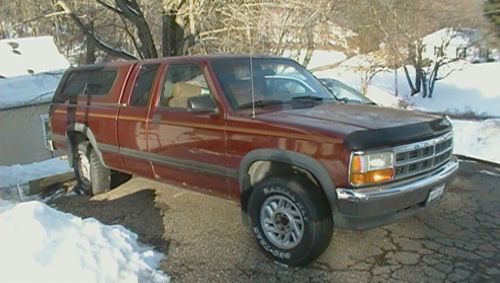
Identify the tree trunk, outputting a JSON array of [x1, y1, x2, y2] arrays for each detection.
[[403, 66, 419, 96], [162, 12, 172, 57], [85, 21, 96, 64], [421, 73, 428, 98], [302, 27, 314, 68], [428, 64, 440, 98], [162, 10, 185, 57], [394, 69, 398, 97]]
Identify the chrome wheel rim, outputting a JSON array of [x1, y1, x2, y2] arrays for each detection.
[[260, 195, 304, 250], [77, 150, 91, 182]]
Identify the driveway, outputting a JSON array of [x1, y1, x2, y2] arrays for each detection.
[[50, 159, 500, 282]]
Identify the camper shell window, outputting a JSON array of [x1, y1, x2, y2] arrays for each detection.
[[60, 69, 117, 97]]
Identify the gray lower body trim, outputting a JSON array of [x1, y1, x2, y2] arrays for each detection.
[[96, 143, 237, 179], [334, 157, 459, 229]]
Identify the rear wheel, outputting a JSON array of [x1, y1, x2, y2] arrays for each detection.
[[74, 141, 110, 195], [248, 176, 333, 266]]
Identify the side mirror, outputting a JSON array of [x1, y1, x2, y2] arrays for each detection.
[[187, 95, 218, 113]]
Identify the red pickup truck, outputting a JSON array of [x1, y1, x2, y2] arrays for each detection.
[[49, 55, 459, 266]]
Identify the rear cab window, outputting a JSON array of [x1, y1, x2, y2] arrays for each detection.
[[129, 64, 160, 107], [53, 66, 122, 104]]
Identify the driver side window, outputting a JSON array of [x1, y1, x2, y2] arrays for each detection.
[[160, 64, 212, 109]]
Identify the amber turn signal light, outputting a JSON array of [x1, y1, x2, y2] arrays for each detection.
[[350, 168, 394, 186]]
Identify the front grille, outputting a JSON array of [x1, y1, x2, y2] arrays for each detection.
[[393, 132, 453, 179]]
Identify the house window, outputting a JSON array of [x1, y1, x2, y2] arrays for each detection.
[[40, 114, 52, 150]]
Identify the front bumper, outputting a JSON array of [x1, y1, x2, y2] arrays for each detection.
[[334, 156, 459, 230]]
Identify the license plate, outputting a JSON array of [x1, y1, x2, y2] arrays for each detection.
[[427, 184, 445, 204]]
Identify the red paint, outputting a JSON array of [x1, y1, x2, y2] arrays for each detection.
[[50, 56, 352, 200]]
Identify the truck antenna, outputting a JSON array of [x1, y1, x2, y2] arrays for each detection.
[[247, 24, 256, 119], [250, 53, 256, 119]]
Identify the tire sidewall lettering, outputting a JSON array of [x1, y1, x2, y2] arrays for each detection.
[[263, 185, 309, 222], [253, 227, 291, 260]]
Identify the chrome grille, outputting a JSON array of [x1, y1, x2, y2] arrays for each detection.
[[393, 132, 453, 179]]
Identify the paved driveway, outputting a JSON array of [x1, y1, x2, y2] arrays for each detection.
[[51, 159, 500, 282]]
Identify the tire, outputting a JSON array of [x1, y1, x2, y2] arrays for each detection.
[[74, 141, 110, 195], [248, 176, 333, 266]]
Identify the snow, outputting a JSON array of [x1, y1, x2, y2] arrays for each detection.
[[0, 157, 72, 189], [365, 85, 401, 108], [0, 71, 64, 109], [282, 49, 347, 71], [303, 50, 348, 70], [309, 28, 500, 116], [0, 36, 69, 78], [0, 201, 169, 283], [370, 62, 500, 116], [451, 119, 500, 164], [312, 52, 500, 116], [422, 28, 470, 60]]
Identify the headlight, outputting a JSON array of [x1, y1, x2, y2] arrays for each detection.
[[350, 152, 394, 186]]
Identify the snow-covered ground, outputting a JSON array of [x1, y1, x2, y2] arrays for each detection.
[[371, 62, 500, 116], [310, 29, 499, 116], [451, 119, 500, 164], [0, 200, 169, 283], [314, 60, 500, 116], [0, 157, 72, 189]]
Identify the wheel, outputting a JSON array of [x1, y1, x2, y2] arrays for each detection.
[[248, 176, 333, 266], [74, 141, 110, 195]]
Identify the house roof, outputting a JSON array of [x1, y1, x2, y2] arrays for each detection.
[[0, 36, 69, 78], [0, 72, 63, 110], [0, 36, 68, 110]]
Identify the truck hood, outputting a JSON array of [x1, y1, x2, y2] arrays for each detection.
[[256, 103, 451, 150]]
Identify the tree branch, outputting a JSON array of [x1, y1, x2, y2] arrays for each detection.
[[55, 1, 136, 60], [95, 0, 123, 15]]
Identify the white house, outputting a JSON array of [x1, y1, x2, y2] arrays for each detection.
[[423, 28, 499, 64], [0, 36, 68, 166]]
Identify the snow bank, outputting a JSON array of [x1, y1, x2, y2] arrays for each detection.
[[371, 62, 500, 116], [314, 51, 500, 116], [0, 36, 69, 78], [451, 119, 500, 164], [0, 157, 72, 188], [0, 71, 63, 109], [0, 201, 169, 283]]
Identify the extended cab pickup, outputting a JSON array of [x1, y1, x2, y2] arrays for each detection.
[[49, 55, 459, 266]]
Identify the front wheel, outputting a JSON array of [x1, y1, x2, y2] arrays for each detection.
[[248, 176, 333, 266], [74, 141, 110, 195]]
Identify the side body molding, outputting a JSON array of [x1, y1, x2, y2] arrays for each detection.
[[238, 149, 338, 226], [65, 123, 106, 167]]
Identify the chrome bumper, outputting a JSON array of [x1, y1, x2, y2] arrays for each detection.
[[333, 156, 459, 229]]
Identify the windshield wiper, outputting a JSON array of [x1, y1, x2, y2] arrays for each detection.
[[238, 99, 283, 109], [291, 95, 324, 102]]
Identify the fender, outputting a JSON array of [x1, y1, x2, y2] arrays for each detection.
[[65, 123, 106, 167], [238, 148, 339, 226]]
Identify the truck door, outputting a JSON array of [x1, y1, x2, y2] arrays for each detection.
[[147, 61, 229, 197], [117, 63, 161, 178]]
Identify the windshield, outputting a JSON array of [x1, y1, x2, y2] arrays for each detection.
[[211, 58, 334, 109], [319, 78, 373, 104]]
